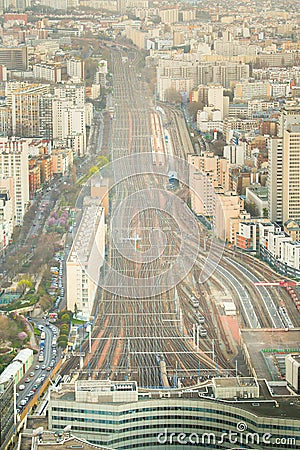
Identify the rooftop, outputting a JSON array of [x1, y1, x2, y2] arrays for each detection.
[[19, 431, 113, 450], [49, 379, 300, 420], [247, 185, 268, 200], [76, 380, 137, 393], [213, 377, 258, 388], [14, 347, 33, 363], [0, 360, 22, 384], [68, 199, 103, 265]]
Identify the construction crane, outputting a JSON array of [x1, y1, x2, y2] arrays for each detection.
[[254, 280, 300, 287]]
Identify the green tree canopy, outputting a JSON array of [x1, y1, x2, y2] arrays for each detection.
[[97, 156, 109, 168], [89, 166, 99, 176], [17, 278, 33, 291]]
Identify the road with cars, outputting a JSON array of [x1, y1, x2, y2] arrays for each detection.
[[16, 320, 59, 414]]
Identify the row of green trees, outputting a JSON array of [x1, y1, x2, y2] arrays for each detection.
[[56, 311, 72, 349]]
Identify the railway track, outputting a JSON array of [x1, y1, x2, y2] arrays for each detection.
[[60, 48, 299, 388]]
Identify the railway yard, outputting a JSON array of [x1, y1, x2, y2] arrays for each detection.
[[61, 49, 300, 389]]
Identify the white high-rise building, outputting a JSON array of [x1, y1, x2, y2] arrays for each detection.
[[66, 199, 105, 321], [268, 102, 300, 223], [278, 102, 300, 137], [6, 82, 50, 137], [223, 144, 245, 165], [282, 126, 300, 222], [159, 7, 179, 24], [63, 106, 86, 156], [53, 82, 85, 107], [0, 138, 29, 225], [52, 98, 72, 141], [33, 64, 62, 83], [67, 59, 85, 81], [267, 137, 283, 222], [208, 85, 224, 116], [52, 98, 86, 156], [0, 183, 13, 252]]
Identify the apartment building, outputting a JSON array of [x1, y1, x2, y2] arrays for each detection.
[[33, 63, 62, 83], [286, 354, 300, 394], [282, 125, 300, 222], [191, 153, 230, 183], [95, 60, 108, 87], [66, 199, 105, 321], [2, 0, 31, 9], [0, 65, 7, 82], [256, 52, 295, 68], [0, 46, 27, 70], [197, 108, 223, 133], [248, 99, 280, 118], [41, 95, 87, 156], [156, 58, 250, 101], [270, 82, 290, 98], [207, 84, 229, 118], [223, 118, 259, 138], [236, 221, 258, 251], [223, 144, 245, 165], [5, 82, 50, 137], [156, 59, 197, 101], [210, 62, 249, 89], [281, 241, 300, 271], [39, 94, 55, 140], [278, 102, 300, 136], [159, 7, 179, 24], [53, 82, 85, 107], [214, 39, 259, 57], [259, 221, 300, 275], [0, 138, 29, 225], [67, 58, 85, 81], [234, 80, 271, 101], [267, 231, 292, 261], [214, 191, 243, 241], [228, 103, 248, 118], [267, 103, 300, 223], [38, 0, 78, 9], [0, 187, 13, 252], [62, 106, 86, 140], [245, 185, 268, 217], [51, 147, 73, 176], [188, 153, 230, 220], [28, 161, 41, 197], [189, 170, 214, 215]]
